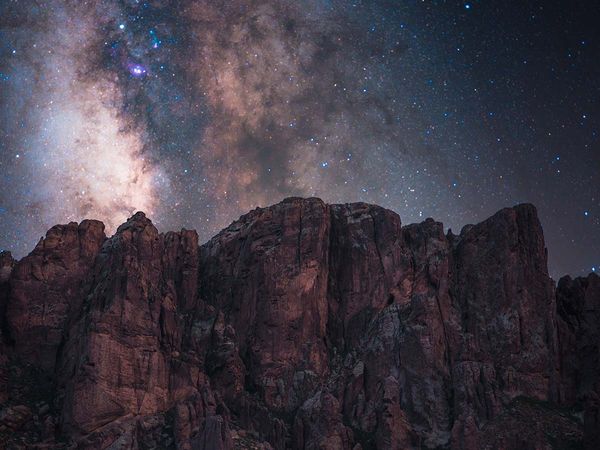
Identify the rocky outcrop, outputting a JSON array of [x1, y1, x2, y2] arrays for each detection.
[[0, 198, 596, 449], [6, 220, 106, 372], [556, 273, 600, 449]]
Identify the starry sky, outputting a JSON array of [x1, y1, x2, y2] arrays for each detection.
[[0, 0, 598, 278]]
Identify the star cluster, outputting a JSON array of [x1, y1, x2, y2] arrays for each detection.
[[0, 0, 598, 277]]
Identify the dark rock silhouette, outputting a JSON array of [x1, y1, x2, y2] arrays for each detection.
[[0, 198, 597, 449]]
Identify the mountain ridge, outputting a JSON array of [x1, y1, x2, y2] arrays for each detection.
[[0, 197, 598, 449]]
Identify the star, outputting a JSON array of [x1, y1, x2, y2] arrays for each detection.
[[0, 0, 598, 280]]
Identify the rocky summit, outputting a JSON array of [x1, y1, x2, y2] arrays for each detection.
[[0, 198, 597, 449]]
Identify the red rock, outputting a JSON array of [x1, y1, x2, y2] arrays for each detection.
[[0, 251, 15, 404], [0, 199, 597, 449], [6, 220, 106, 372], [55, 214, 212, 445], [200, 198, 331, 413]]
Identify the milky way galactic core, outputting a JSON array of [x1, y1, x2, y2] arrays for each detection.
[[0, 1, 598, 277]]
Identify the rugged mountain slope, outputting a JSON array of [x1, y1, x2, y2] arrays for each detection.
[[0, 197, 597, 449]]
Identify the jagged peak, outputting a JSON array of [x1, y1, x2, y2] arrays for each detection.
[[116, 211, 155, 233], [5, 200, 548, 268], [457, 203, 542, 238]]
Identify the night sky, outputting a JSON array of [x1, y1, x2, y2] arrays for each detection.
[[0, 1, 598, 278]]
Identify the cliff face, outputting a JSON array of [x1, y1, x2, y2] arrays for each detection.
[[0, 198, 596, 449]]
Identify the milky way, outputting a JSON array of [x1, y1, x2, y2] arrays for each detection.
[[1, 1, 599, 277]]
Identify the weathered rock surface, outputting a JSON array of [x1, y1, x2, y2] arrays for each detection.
[[7, 220, 106, 372], [0, 198, 596, 449]]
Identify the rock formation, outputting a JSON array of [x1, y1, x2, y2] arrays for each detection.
[[0, 197, 597, 449]]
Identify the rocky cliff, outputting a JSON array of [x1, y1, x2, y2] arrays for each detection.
[[0, 198, 597, 449]]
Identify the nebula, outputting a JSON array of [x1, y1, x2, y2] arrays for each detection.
[[0, 1, 163, 236], [1, 0, 598, 276]]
